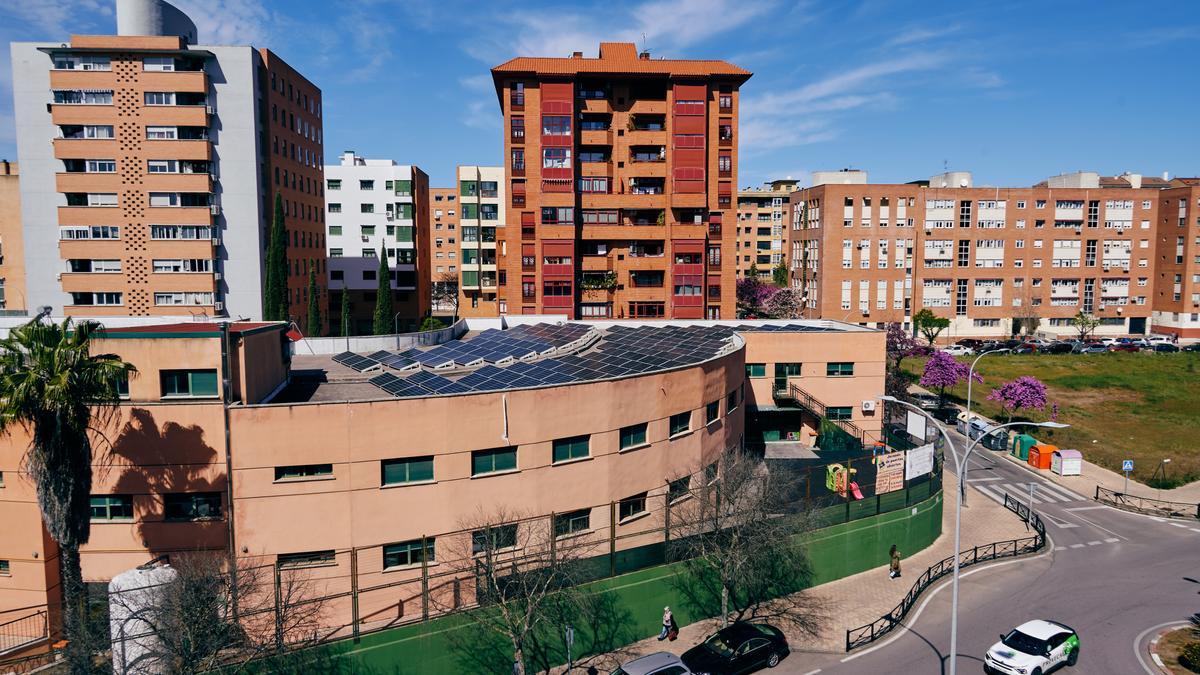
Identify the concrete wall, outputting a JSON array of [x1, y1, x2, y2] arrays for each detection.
[[292, 318, 467, 355]]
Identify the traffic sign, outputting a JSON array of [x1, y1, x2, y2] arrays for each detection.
[[1122, 459, 1134, 472]]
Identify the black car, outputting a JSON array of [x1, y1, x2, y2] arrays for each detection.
[[1184, 343, 1200, 352], [681, 622, 789, 674], [1153, 343, 1180, 353], [1042, 341, 1074, 354]]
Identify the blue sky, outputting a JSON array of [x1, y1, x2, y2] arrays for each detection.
[[2, 0, 1197, 188]]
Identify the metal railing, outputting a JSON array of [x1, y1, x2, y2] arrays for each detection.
[[0, 609, 48, 656], [787, 383, 869, 447], [844, 492, 1045, 652], [1095, 486, 1200, 520]]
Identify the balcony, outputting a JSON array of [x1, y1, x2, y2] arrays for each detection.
[[673, 263, 704, 276], [579, 129, 613, 146], [542, 262, 573, 277], [626, 129, 667, 147], [630, 99, 667, 115], [140, 70, 207, 92], [628, 178, 665, 195], [673, 294, 704, 307], [542, 295, 573, 310]]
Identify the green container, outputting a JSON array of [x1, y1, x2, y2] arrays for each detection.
[[1011, 433, 1036, 460]]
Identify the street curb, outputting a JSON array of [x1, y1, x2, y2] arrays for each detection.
[[1146, 624, 1189, 675]]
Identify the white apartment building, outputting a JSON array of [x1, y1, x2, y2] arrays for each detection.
[[455, 166, 506, 314]]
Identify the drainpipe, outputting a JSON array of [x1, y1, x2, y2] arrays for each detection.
[[219, 322, 240, 619]]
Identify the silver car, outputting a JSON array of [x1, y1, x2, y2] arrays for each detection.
[[612, 652, 693, 675]]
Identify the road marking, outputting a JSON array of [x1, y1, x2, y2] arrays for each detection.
[[801, 670, 822, 675], [972, 484, 1006, 505], [1190, 528, 1200, 534], [1135, 621, 1190, 675], [1169, 522, 1189, 529], [1044, 517, 1079, 529], [1036, 481, 1087, 502], [1064, 505, 1108, 512], [967, 476, 1004, 482], [1104, 538, 1120, 543], [1064, 511, 1127, 540], [1153, 654, 1166, 668], [1087, 540, 1102, 546], [1055, 546, 1067, 551], [1070, 543, 1085, 548], [1148, 516, 1166, 522]]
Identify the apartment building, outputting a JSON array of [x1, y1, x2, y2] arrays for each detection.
[[0, 316, 882, 646], [455, 166, 505, 316], [492, 42, 751, 319], [427, 187, 459, 315], [736, 179, 796, 278], [0, 161, 23, 312], [1151, 181, 1200, 338], [9, 0, 325, 327], [790, 170, 1171, 339], [324, 152, 430, 334]]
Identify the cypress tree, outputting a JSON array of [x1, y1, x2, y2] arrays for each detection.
[[306, 267, 321, 336], [264, 192, 288, 320], [372, 244, 394, 335], [340, 290, 351, 337]]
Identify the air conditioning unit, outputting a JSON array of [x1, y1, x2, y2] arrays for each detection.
[[214, 301, 225, 312], [209, 204, 221, 215], [861, 399, 877, 412], [213, 272, 222, 280], [205, 105, 215, 115], [211, 236, 221, 245]]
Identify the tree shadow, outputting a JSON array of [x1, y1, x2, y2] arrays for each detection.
[[107, 407, 226, 558]]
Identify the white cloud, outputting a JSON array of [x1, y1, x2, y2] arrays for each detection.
[[1, 0, 112, 37], [172, 0, 271, 46], [1125, 25, 1199, 48], [884, 24, 961, 48]]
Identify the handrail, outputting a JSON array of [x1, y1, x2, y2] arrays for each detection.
[[844, 491, 1045, 652], [1095, 485, 1200, 520], [787, 382, 868, 445], [0, 609, 48, 656]]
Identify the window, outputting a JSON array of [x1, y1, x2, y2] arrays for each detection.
[[327, 179, 341, 190], [164, 493, 222, 521], [90, 495, 133, 521], [552, 435, 590, 463], [360, 203, 374, 213], [472, 524, 518, 554], [541, 115, 571, 135], [274, 464, 332, 481], [727, 389, 738, 412], [54, 89, 113, 104], [154, 291, 213, 306], [745, 363, 766, 378], [277, 550, 335, 569], [826, 362, 854, 377], [619, 493, 648, 521], [70, 291, 123, 306], [381, 457, 434, 486], [705, 461, 719, 484], [620, 423, 648, 450], [144, 91, 176, 106], [543, 148, 571, 169], [706, 400, 720, 425], [553, 509, 590, 537], [152, 258, 211, 273], [0, 560, 7, 576], [668, 477, 690, 503], [669, 411, 691, 437], [383, 539, 434, 569], [472, 447, 517, 476], [773, 363, 801, 392], [826, 407, 853, 421], [360, 180, 374, 190], [143, 56, 175, 71], [160, 369, 218, 397]]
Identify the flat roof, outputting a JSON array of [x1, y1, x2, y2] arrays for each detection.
[[98, 322, 283, 338]]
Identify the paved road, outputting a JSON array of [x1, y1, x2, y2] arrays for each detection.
[[773, 425, 1200, 675]]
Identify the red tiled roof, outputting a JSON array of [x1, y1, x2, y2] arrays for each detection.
[[492, 42, 751, 80]]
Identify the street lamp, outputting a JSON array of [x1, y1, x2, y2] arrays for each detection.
[[962, 348, 1009, 505], [881, 395, 1068, 675], [1155, 458, 1171, 499]]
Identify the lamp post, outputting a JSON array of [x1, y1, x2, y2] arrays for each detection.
[[962, 348, 1009, 505], [393, 311, 406, 349], [882, 395, 1067, 675], [1156, 458, 1171, 499]]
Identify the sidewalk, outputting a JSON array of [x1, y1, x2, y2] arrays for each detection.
[[568, 473, 1031, 671]]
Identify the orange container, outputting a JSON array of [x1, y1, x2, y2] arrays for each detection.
[[1027, 444, 1057, 470]]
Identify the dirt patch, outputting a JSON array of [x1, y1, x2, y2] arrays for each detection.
[[1156, 626, 1200, 674]]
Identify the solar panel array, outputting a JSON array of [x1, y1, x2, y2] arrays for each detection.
[[354, 324, 738, 399]]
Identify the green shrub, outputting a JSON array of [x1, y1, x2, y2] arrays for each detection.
[[420, 317, 446, 332], [1181, 641, 1200, 672]]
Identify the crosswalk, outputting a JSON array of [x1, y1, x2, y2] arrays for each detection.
[[966, 478, 1087, 506]]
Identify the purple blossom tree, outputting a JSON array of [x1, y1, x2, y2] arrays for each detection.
[[920, 351, 982, 406], [987, 376, 1050, 422], [885, 323, 918, 400], [736, 277, 779, 318], [763, 288, 802, 319]]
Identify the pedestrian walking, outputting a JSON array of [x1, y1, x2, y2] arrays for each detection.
[[658, 606, 673, 640], [889, 544, 902, 579], [667, 612, 680, 641]]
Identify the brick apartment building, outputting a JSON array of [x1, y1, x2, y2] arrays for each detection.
[[736, 178, 797, 279], [454, 166, 506, 316], [491, 42, 751, 319], [0, 161, 23, 312], [790, 169, 1200, 339], [9, 0, 326, 328], [324, 152, 430, 334], [427, 186, 459, 315], [1151, 180, 1200, 338]]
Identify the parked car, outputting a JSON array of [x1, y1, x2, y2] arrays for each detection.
[[984, 619, 1079, 675], [911, 393, 941, 410], [1080, 343, 1109, 354], [941, 345, 975, 357], [613, 652, 694, 675], [1183, 342, 1200, 352], [1100, 338, 1120, 346], [999, 339, 1024, 350], [681, 622, 790, 674], [1152, 343, 1180, 353], [1042, 341, 1074, 354], [1011, 343, 1039, 354], [956, 338, 985, 350], [1109, 343, 1141, 353], [1147, 335, 1173, 344]]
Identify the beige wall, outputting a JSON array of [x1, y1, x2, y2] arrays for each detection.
[[0, 162, 26, 311]]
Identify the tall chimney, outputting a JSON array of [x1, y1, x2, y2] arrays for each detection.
[[1163, 171, 1170, 181]]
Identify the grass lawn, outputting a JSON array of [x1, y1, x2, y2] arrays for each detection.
[[903, 352, 1200, 488]]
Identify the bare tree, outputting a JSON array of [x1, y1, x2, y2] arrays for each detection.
[[107, 554, 327, 674], [1011, 286, 1041, 337], [667, 450, 825, 637], [431, 272, 460, 320], [435, 509, 633, 674]]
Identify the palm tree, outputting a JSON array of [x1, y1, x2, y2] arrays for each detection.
[[0, 318, 136, 673]]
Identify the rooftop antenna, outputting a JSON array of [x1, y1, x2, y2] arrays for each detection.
[[943, 159, 948, 172]]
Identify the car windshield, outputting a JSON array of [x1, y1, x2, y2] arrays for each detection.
[[703, 633, 735, 657], [1001, 629, 1048, 656]]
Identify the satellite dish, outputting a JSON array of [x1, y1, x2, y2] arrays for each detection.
[[959, 178, 968, 187]]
